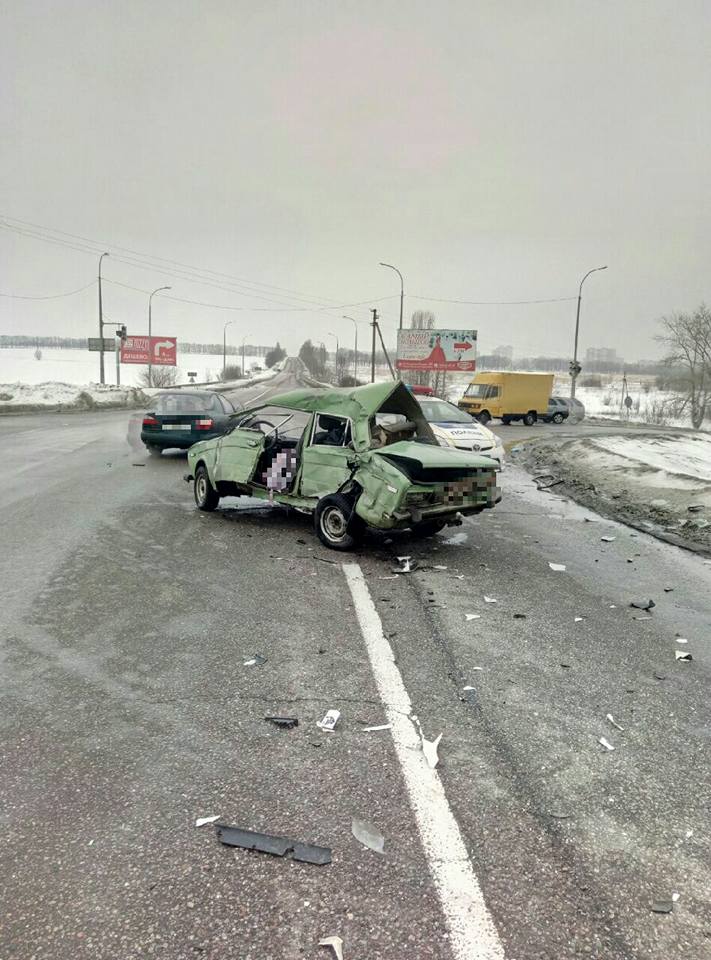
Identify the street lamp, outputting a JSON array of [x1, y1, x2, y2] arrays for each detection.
[[241, 335, 249, 378], [571, 266, 607, 399], [343, 316, 358, 382], [223, 321, 233, 376], [98, 252, 110, 384], [148, 286, 171, 387], [379, 262, 404, 330]]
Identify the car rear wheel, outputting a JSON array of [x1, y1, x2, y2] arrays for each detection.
[[411, 519, 447, 539], [551, 412, 565, 424], [315, 494, 364, 551], [501, 416, 511, 425], [477, 411, 491, 425], [523, 412, 537, 426], [194, 464, 220, 511]]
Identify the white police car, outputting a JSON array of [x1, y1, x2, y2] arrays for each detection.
[[418, 397, 505, 468]]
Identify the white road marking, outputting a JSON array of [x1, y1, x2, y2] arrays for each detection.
[[342, 562, 506, 960]]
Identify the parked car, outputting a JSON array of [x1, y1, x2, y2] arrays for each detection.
[[417, 397, 505, 468], [141, 391, 242, 454], [185, 381, 501, 550], [540, 396, 570, 424], [558, 396, 586, 421]]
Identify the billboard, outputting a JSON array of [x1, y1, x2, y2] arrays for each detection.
[[396, 329, 477, 372], [120, 336, 177, 366]]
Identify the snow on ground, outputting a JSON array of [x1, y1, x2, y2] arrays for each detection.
[[587, 434, 711, 483], [0, 381, 146, 409], [0, 347, 267, 388]]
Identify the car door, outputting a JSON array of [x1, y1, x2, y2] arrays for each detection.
[[297, 413, 354, 498], [214, 426, 266, 484]]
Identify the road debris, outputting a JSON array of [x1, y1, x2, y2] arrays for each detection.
[[663, 587, 674, 592], [351, 818, 385, 854], [599, 737, 615, 751], [630, 599, 655, 610], [513, 613, 527, 619], [265, 716, 299, 729], [319, 935, 344, 960], [465, 613, 481, 621], [633, 616, 653, 621], [432, 564, 448, 570], [460, 686, 477, 703], [574, 617, 585, 622], [606, 713, 624, 731], [675, 651, 693, 662], [533, 474, 563, 490], [378, 575, 399, 580], [601, 536, 616, 543], [688, 504, 704, 512], [484, 596, 498, 604], [317, 709, 341, 732], [131, 462, 146, 467], [392, 556, 417, 573], [243, 654, 267, 667], [584, 516, 598, 522], [195, 815, 220, 827], [421, 732, 443, 769], [685, 829, 694, 839], [443, 531, 468, 545], [216, 824, 332, 865], [675, 637, 688, 644], [650, 900, 674, 914], [549, 563, 566, 572], [360, 723, 392, 732]]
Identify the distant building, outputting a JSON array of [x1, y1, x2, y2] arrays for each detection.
[[584, 346, 623, 371], [493, 344, 514, 361]]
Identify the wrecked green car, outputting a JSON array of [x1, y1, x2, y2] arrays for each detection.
[[185, 381, 500, 550]]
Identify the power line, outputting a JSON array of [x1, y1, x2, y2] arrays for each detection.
[[410, 293, 577, 306], [0, 280, 96, 300]]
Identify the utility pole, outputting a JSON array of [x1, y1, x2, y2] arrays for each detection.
[[370, 309, 378, 382], [343, 316, 358, 382], [223, 321, 233, 376], [241, 335, 249, 378], [571, 265, 607, 399], [97, 252, 110, 384], [148, 286, 171, 387]]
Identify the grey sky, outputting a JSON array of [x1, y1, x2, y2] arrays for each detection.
[[1, 0, 709, 360]]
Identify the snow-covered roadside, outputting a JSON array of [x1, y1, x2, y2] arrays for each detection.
[[513, 432, 711, 555], [0, 381, 149, 412]]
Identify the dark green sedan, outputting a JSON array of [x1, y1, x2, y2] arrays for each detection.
[[141, 391, 241, 455]]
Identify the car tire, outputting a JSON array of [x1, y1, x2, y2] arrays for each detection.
[[146, 444, 162, 456], [523, 412, 536, 426], [194, 464, 220, 512], [315, 494, 364, 551], [477, 411, 491, 425], [411, 519, 447, 539], [552, 412, 565, 424], [501, 416, 511, 425]]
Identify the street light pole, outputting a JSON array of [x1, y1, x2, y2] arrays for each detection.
[[97, 252, 110, 384], [223, 321, 233, 376], [148, 286, 171, 387], [379, 262, 404, 330], [328, 332, 339, 381], [343, 316, 358, 382], [241, 336, 249, 378], [571, 266, 607, 399]]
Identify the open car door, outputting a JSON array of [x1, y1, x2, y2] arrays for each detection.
[[214, 426, 266, 485]]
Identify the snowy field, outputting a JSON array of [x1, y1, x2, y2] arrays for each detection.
[[0, 346, 262, 388], [587, 434, 711, 483]]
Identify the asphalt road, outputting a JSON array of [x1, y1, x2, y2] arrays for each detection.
[[1, 367, 710, 960]]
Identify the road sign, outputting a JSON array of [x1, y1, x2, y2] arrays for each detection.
[[88, 337, 116, 352], [396, 329, 477, 372], [120, 336, 177, 365]]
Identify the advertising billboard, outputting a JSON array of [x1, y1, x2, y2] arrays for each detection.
[[396, 329, 477, 372]]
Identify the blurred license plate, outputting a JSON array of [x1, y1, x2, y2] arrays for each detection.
[[163, 424, 191, 431]]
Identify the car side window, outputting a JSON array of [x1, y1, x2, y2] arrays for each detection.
[[219, 395, 234, 413], [311, 414, 351, 447]]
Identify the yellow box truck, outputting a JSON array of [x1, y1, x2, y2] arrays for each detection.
[[458, 372, 554, 425]]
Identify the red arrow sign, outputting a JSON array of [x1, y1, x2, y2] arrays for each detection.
[[454, 341, 473, 351]]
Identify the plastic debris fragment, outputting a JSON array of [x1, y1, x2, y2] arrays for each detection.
[[421, 732, 442, 769], [319, 935, 344, 960], [675, 651, 693, 662], [265, 716, 299, 729], [484, 596, 497, 604], [317, 709, 341, 731], [351, 818, 385, 854], [650, 900, 673, 914], [465, 613, 481, 621], [549, 563, 566, 572], [393, 556, 417, 573], [675, 637, 688, 644], [432, 564, 448, 570], [574, 617, 585, 622], [601, 536, 616, 542], [360, 723, 391, 732], [630, 599, 655, 610], [606, 713, 624, 731], [243, 654, 267, 667], [195, 816, 220, 827], [599, 737, 615, 751]]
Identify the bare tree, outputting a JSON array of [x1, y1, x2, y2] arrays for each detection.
[[656, 304, 711, 428], [137, 366, 179, 388]]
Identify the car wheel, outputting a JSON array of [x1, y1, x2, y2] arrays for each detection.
[[146, 444, 162, 456], [552, 412, 565, 424], [194, 464, 220, 512], [477, 411, 491, 425], [411, 519, 447, 539], [501, 416, 511, 425], [315, 494, 364, 551], [523, 412, 536, 426]]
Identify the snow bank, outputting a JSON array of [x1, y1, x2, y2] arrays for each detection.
[[587, 434, 711, 483], [0, 381, 148, 410]]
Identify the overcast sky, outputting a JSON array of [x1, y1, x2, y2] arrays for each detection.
[[1, 0, 709, 361]]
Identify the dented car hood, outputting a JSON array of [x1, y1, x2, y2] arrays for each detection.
[[371, 440, 496, 471]]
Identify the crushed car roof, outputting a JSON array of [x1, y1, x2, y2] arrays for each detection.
[[268, 380, 419, 423]]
